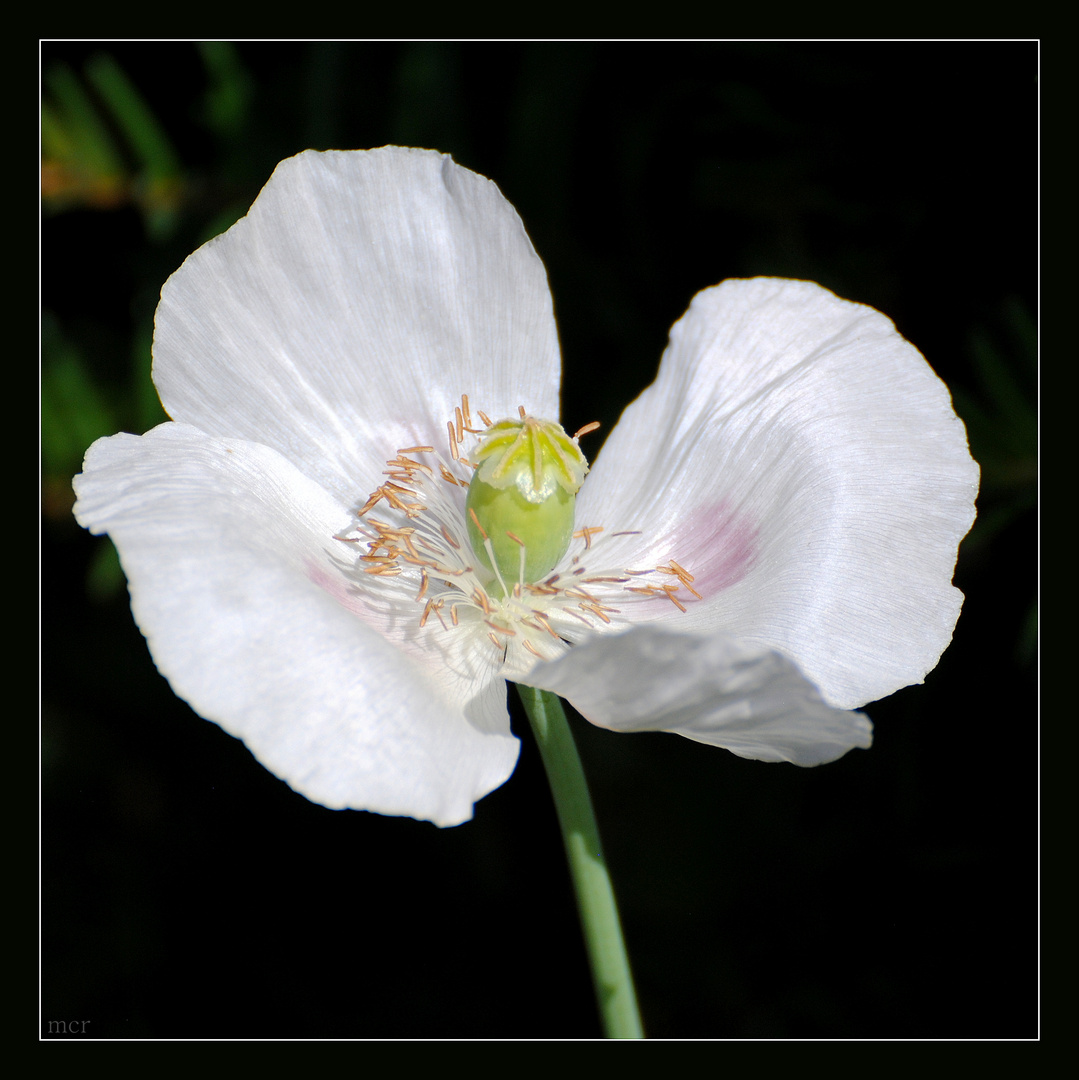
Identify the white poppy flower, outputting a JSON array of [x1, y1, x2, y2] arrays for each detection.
[[72, 148, 979, 827]]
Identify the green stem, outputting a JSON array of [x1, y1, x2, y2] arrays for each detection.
[[515, 683, 644, 1039]]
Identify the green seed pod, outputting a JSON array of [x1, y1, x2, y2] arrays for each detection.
[[465, 415, 589, 588]]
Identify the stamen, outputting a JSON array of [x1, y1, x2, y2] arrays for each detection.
[[660, 585, 687, 612], [656, 559, 702, 600], [361, 551, 398, 564], [573, 525, 604, 549], [504, 530, 527, 588], [387, 454, 433, 477], [439, 463, 467, 486], [419, 599, 435, 627], [468, 507, 488, 539], [669, 558, 702, 599], [573, 421, 601, 440], [358, 489, 384, 515], [564, 585, 601, 603], [565, 608, 593, 626], [530, 611, 562, 640], [525, 580, 561, 597], [482, 534, 511, 598], [579, 602, 612, 624]]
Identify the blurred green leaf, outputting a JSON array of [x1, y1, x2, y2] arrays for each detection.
[[197, 203, 250, 246], [85, 53, 181, 183], [950, 296, 1036, 664], [42, 54, 185, 239], [84, 52, 183, 240], [41, 62, 127, 210], [953, 296, 1036, 498], [86, 535, 126, 602], [198, 41, 255, 140], [41, 313, 119, 478]]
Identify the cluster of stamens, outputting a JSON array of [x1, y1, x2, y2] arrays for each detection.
[[334, 395, 700, 677]]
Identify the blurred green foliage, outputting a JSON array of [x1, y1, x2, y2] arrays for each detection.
[[43, 53, 182, 236]]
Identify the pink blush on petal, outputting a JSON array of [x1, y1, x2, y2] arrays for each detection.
[[659, 500, 758, 599], [305, 558, 374, 620]]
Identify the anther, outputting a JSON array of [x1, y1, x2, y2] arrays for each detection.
[[573, 421, 601, 440], [573, 525, 604, 549], [468, 507, 488, 540]]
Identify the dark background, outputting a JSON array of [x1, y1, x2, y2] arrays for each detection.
[[42, 41, 1037, 1039]]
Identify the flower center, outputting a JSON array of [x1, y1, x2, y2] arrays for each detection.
[[335, 396, 700, 678]]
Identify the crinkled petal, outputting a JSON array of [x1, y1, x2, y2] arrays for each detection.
[[579, 278, 979, 709], [153, 148, 562, 505], [528, 626, 871, 765], [73, 423, 518, 826]]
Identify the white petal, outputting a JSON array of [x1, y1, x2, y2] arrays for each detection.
[[73, 423, 518, 826], [153, 148, 562, 505], [528, 626, 871, 765], [579, 278, 979, 709]]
